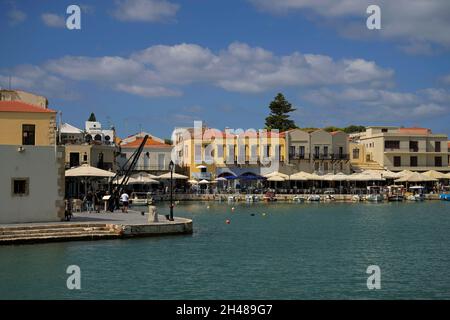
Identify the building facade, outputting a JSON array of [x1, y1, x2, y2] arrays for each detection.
[[117, 132, 172, 174], [0, 100, 65, 224], [285, 129, 351, 174], [173, 124, 286, 180], [350, 126, 449, 172], [60, 117, 117, 171]]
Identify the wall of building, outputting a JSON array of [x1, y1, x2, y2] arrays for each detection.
[[0, 145, 65, 224], [65, 144, 116, 170], [0, 111, 56, 146], [0, 90, 48, 108]]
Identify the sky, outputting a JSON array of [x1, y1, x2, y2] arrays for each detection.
[[1, 0, 450, 139]]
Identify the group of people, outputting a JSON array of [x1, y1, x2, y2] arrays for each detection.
[[83, 189, 131, 213]]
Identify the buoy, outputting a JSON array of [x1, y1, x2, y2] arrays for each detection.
[[231, 207, 235, 211], [206, 205, 210, 209], [226, 219, 231, 224], [262, 213, 266, 216]]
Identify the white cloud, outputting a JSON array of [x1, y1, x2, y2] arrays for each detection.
[[116, 84, 181, 97], [304, 86, 450, 119], [8, 8, 26, 26], [249, 0, 450, 52], [112, 0, 179, 22], [0, 65, 76, 100], [1, 42, 395, 99], [41, 13, 66, 28]]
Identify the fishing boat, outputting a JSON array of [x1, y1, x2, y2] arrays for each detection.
[[245, 195, 261, 202], [352, 195, 362, 202], [366, 186, 384, 202], [263, 191, 277, 202], [387, 185, 404, 202], [130, 192, 152, 206], [307, 194, 321, 202], [407, 186, 425, 201], [293, 195, 306, 203], [439, 186, 450, 201]]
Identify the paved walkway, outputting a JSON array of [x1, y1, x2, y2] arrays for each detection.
[[0, 210, 188, 228]]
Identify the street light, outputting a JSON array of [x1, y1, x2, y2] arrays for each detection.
[[169, 160, 174, 221]]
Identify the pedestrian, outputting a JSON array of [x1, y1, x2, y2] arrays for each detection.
[[120, 191, 129, 213], [85, 191, 94, 213]]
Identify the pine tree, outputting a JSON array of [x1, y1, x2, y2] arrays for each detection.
[[265, 93, 297, 131], [88, 112, 97, 122]]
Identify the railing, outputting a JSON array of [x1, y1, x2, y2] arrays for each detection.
[[192, 172, 212, 180]]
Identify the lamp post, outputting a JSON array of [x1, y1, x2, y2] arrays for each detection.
[[169, 160, 174, 221]]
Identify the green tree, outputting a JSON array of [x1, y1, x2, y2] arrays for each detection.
[[265, 93, 297, 131], [343, 125, 366, 134], [88, 112, 97, 122]]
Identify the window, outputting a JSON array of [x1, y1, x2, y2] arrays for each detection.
[[435, 141, 441, 152], [385, 141, 400, 149], [410, 156, 418, 167], [314, 146, 320, 158], [435, 156, 442, 167], [353, 148, 360, 159], [393, 156, 401, 167], [289, 146, 296, 156], [12, 178, 29, 196], [314, 162, 320, 171], [381, 128, 388, 133], [339, 147, 343, 156], [22, 124, 35, 145], [299, 146, 305, 158], [323, 146, 328, 157], [69, 152, 80, 167], [324, 162, 328, 171], [409, 141, 418, 152]]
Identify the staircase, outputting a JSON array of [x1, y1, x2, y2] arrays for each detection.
[[0, 223, 120, 245], [351, 161, 384, 172]]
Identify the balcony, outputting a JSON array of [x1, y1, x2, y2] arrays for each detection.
[[332, 154, 350, 160], [192, 172, 212, 180], [289, 154, 309, 160]]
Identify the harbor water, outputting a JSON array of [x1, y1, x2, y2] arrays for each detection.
[[1, 201, 450, 299]]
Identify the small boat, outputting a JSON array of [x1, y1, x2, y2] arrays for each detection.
[[307, 195, 321, 202], [245, 195, 260, 202], [227, 195, 237, 202], [366, 186, 384, 202], [130, 192, 152, 206], [263, 191, 277, 202], [388, 194, 404, 202], [387, 185, 404, 202], [293, 195, 306, 203], [352, 195, 362, 202], [440, 194, 450, 201], [407, 186, 425, 201]]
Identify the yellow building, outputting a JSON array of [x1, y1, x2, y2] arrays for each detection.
[[173, 124, 286, 180], [0, 100, 65, 223], [0, 100, 57, 146]]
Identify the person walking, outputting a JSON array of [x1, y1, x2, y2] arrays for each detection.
[[120, 191, 129, 213], [85, 191, 94, 213]]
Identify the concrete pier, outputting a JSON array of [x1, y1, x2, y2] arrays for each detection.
[[0, 211, 193, 245]]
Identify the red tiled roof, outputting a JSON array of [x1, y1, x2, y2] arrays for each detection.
[[330, 131, 345, 136], [398, 127, 431, 134], [0, 101, 56, 113], [121, 137, 171, 148]]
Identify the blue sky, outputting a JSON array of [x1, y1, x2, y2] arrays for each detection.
[[1, 0, 450, 139]]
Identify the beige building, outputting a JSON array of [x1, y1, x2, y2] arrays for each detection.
[[285, 129, 351, 174], [351, 126, 449, 172], [0, 89, 48, 108], [173, 124, 286, 180], [0, 100, 65, 223], [118, 132, 172, 173], [0, 100, 57, 146]]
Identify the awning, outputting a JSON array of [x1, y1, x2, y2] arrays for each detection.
[[65, 164, 115, 178]]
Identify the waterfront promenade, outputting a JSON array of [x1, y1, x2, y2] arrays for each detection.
[[0, 211, 193, 245]]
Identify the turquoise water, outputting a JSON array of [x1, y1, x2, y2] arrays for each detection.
[[1, 201, 450, 299]]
